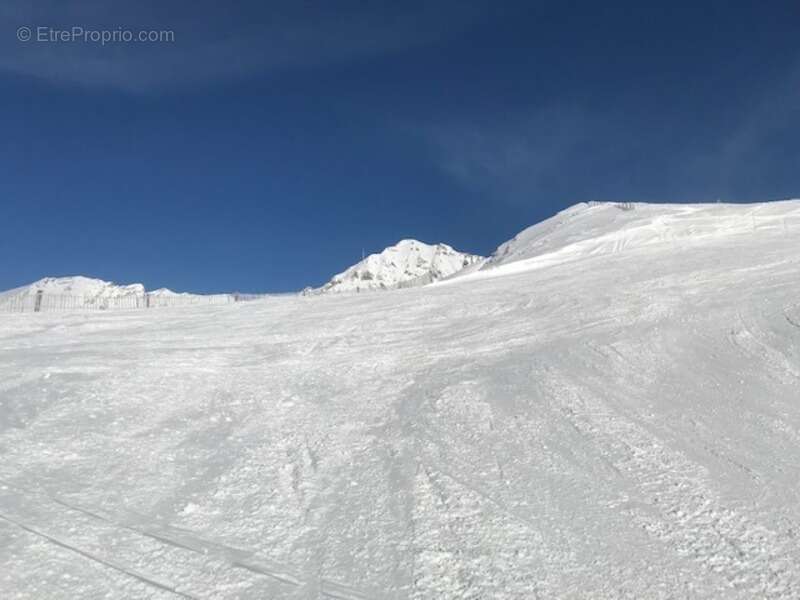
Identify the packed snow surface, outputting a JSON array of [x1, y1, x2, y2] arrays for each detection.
[[1, 201, 800, 599], [315, 239, 483, 293]]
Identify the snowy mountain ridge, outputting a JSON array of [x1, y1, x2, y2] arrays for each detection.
[[5, 202, 800, 302], [0, 276, 216, 311], [0, 276, 148, 300], [313, 239, 483, 294], [0, 275, 192, 300]]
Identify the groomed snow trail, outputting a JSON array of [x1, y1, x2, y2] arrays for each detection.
[[1, 202, 799, 598]]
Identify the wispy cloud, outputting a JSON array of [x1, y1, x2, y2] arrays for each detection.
[[713, 61, 800, 198], [424, 107, 617, 204], [423, 57, 800, 207], [1, 0, 490, 92]]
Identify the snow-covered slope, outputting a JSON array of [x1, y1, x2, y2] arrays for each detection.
[[2, 201, 800, 599], [315, 239, 483, 293], [484, 200, 798, 270]]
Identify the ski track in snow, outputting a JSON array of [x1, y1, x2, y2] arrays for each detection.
[[1, 202, 800, 598], [0, 479, 373, 599]]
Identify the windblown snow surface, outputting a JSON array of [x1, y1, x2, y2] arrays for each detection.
[[1, 201, 800, 599]]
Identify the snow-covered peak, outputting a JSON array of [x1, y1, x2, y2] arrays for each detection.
[[0, 276, 194, 305], [149, 288, 183, 297], [0, 276, 267, 312], [315, 239, 483, 293], [1, 276, 147, 300]]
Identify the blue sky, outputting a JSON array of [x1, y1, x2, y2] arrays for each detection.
[[1, 1, 799, 293]]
